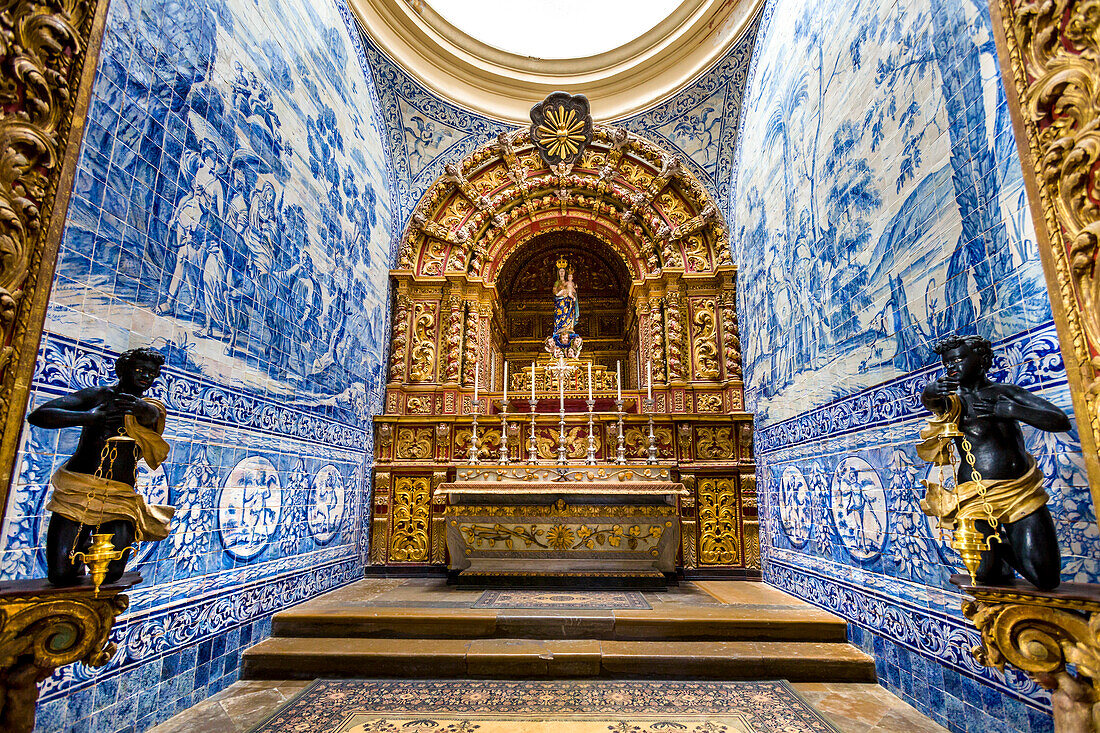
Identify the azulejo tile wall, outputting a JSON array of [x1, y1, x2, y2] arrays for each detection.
[[358, 14, 761, 222], [0, 0, 395, 730], [732, 0, 1096, 732]]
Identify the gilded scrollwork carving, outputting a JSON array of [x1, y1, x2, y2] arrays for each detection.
[[0, 0, 110, 511], [696, 426, 735, 460], [396, 427, 433, 460], [389, 296, 410, 382], [389, 476, 431, 562], [698, 478, 740, 565], [0, 582, 130, 733], [717, 290, 742, 380], [462, 305, 478, 386], [960, 588, 1100, 731], [370, 471, 391, 564], [443, 295, 463, 383], [408, 302, 437, 383], [993, 0, 1100, 494], [743, 520, 760, 570], [691, 299, 720, 380], [624, 426, 672, 457], [648, 298, 666, 382], [665, 294, 685, 381]]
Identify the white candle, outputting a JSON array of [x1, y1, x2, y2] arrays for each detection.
[[474, 362, 479, 404], [531, 361, 536, 403], [647, 361, 652, 401], [588, 362, 593, 401], [503, 361, 508, 402], [616, 361, 622, 401]]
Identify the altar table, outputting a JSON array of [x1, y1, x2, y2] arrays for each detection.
[[436, 465, 686, 586]]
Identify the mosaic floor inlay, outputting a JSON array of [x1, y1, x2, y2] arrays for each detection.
[[471, 589, 652, 609], [250, 679, 840, 733]]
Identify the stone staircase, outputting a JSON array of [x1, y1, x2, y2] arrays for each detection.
[[241, 580, 876, 682]]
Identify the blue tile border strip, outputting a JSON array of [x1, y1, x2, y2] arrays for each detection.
[[755, 321, 1066, 455], [33, 334, 370, 451]]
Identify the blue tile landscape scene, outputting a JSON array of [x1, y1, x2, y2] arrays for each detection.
[[0, 0, 393, 730], [732, 0, 1095, 732]]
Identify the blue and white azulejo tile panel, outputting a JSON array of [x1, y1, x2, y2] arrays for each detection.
[[0, 0, 394, 730], [733, 0, 1095, 732]]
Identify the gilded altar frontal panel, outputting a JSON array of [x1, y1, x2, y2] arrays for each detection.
[[390, 476, 432, 563]]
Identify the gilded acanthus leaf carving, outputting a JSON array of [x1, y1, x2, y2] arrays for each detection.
[[696, 427, 735, 460], [0, 0, 105, 514], [395, 427, 433, 460], [408, 302, 436, 383], [994, 0, 1100, 495], [698, 478, 739, 565], [691, 299, 720, 380], [389, 476, 431, 562]]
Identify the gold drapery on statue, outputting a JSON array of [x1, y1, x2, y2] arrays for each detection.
[[45, 400, 174, 541]]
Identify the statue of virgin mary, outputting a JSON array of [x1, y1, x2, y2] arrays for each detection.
[[545, 256, 583, 358]]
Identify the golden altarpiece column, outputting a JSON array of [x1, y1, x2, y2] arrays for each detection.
[[371, 96, 756, 578]]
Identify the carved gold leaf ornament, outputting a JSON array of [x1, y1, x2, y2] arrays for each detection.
[[692, 299, 720, 380], [696, 426, 735, 460], [536, 105, 587, 160], [409, 302, 437, 382], [698, 478, 740, 565], [0, 0, 107, 512], [396, 427, 433, 460], [390, 476, 431, 562], [993, 0, 1100, 496]]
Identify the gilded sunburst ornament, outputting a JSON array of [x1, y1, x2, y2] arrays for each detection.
[[537, 105, 586, 159], [529, 91, 593, 167]]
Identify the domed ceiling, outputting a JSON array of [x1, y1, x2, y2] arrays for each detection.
[[346, 0, 765, 233], [347, 0, 763, 122]]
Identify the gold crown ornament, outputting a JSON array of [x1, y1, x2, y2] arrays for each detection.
[[556, 256, 568, 270]]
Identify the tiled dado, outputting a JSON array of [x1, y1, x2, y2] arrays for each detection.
[[33, 557, 360, 731], [754, 321, 1067, 456], [764, 558, 1051, 715]]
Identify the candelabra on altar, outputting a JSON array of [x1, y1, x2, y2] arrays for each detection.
[[498, 398, 511, 464], [527, 400, 539, 464], [614, 397, 626, 464], [644, 396, 658, 464], [585, 397, 597, 465], [468, 398, 482, 464]]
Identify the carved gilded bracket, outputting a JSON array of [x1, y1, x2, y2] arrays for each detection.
[[0, 573, 137, 733], [990, 0, 1100, 502], [955, 574, 1100, 732]]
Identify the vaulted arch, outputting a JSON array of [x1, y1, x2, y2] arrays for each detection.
[[395, 125, 732, 286]]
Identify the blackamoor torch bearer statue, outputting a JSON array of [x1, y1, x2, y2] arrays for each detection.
[[28, 347, 175, 593], [918, 335, 1070, 590]]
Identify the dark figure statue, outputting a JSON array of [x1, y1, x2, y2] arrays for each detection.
[[919, 334, 1071, 590], [28, 347, 175, 586]]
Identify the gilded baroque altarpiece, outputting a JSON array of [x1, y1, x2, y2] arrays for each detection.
[[372, 122, 757, 572]]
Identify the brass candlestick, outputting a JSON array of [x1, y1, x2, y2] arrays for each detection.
[[499, 399, 510, 465], [585, 397, 597, 465], [645, 396, 658, 464], [528, 401, 539, 464], [614, 397, 626, 464], [468, 398, 482, 464]]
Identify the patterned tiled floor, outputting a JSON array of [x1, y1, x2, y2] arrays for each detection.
[[147, 679, 948, 733]]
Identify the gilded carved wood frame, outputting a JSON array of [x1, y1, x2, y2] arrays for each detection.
[[990, 0, 1100, 508], [0, 0, 113, 518]]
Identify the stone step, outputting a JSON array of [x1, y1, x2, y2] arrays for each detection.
[[271, 606, 850, 642], [240, 637, 876, 682]]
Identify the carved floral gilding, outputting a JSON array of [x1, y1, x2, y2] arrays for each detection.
[[992, 0, 1100, 497], [0, 0, 111, 512]]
